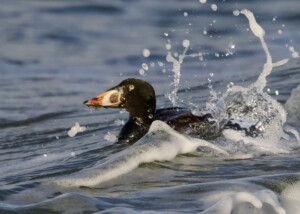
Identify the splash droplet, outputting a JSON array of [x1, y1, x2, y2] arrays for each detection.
[[142, 63, 149, 70], [182, 39, 190, 48], [233, 10, 240, 16], [142, 49, 151, 58], [211, 4, 218, 12], [139, 68, 145, 76], [166, 43, 172, 50]]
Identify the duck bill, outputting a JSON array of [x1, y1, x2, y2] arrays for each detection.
[[83, 89, 122, 109]]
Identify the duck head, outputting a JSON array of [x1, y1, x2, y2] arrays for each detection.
[[84, 78, 156, 123]]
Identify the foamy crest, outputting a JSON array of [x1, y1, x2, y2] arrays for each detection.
[[202, 190, 285, 214], [53, 121, 227, 187]]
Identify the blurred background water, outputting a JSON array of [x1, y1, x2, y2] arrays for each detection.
[[1, 0, 300, 213]]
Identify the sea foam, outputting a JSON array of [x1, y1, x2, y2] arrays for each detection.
[[53, 121, 227, 187]]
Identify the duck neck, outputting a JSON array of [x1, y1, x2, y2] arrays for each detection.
[[128, 105, 155, 128]]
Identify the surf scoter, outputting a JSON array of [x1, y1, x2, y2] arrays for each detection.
[[83, 78, 223, 143]]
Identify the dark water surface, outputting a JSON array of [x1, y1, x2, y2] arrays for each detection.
[[1, 0, 300, 213]]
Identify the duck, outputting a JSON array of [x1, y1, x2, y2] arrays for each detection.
[[83, 78, 221, 144]]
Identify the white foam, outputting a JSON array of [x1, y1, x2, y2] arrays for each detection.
[[285, 84, 300, 123], [68, 122, 86, 137], [281, 181, 300, 214], [202, 190, 285, 214], [53, 121, 228, 187]]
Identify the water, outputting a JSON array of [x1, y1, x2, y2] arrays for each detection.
[[1, 0, 300, 213]]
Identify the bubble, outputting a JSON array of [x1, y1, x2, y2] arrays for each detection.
[[142, 49, 151, 57], [209, 72, 214, 77], [233, 10, 240, 16], [272, 16, 277, 22], [139, 68, 145, 76], [71, 152, 76, 157], [275, 90, 279, 96], [164, 32, 169, 37], [183, 12, 188, 17], [142, 63, 149, 70], [215, 53, 220, 57], [199, 0, 207, 4], [203, 29, 207, 35], [43, 154, 47, 157], [182, 39, 190, 48], [56, 136, 59, 140], [165, 43, 172, 50], [278, 29, 282, 35], [211, 4, 218, 11]]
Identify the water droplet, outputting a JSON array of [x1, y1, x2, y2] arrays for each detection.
[[182, 39, 190, 48], [139, 68, 145, 76], [142, 49, 151, 57], [142, 63, 149, 70], [165, 43, 172, 50], [211, 4, 218, 12], [233, 10, 240, 16]]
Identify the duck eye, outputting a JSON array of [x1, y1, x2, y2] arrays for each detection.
[[109, 92, 119, 103], [129, 84, 135, 91]]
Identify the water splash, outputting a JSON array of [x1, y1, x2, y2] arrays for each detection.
[[166, 39, 204, 106], [202, 9, 297, 148], [53, 121, 228, 187], [165, 40, 189, 106]]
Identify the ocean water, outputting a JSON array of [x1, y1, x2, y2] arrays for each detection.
[[1, 0, 300, 213]]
